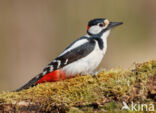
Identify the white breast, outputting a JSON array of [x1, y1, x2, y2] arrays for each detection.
[[62, 30, 110, 76]]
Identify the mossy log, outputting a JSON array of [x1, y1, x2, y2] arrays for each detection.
[[0, 60, 156, 113]]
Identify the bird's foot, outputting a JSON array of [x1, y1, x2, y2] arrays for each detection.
[[89, 72, 99, 79], [93, 72, 98, 78]]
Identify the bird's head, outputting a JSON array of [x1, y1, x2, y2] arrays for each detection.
[[87, 18, 123, 36]]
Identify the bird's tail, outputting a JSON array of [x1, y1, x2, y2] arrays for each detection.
[[15, 70, 67, 92], [15, 73, 43, 92]]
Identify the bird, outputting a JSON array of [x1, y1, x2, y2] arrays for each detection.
[[15, 18, 123, 91]]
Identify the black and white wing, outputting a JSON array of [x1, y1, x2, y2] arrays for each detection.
[[15, 36, 96, 91], [43, 36, 96, 75]]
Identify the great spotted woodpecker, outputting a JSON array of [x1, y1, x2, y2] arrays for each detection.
[[16, 18, 123, 91]]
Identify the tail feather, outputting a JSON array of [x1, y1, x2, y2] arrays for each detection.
[[15, 70, 67, 92], [15, 73, 43, 92]]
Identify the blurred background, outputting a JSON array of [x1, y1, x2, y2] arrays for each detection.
[[0, 0, 156, 90]]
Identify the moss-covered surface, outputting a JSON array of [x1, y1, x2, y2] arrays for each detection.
[[0, 60, 156, 113]]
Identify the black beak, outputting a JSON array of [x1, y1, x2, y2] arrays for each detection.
[[107, 22, 123, 30]]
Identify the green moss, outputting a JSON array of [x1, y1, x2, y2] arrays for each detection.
[[0, 60, 156, 112]]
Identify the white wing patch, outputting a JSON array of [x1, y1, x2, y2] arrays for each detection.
[[42, 71, 47, 75], [59, 39, 88, 57], [53, 60, 61, 68], [50, 65, 54, 72], [56, 60, 61, 68], [64, 59, 68, 65]]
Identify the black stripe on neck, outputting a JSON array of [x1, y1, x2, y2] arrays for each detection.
[[87, 29, 107, 50], [92, 37, 104, 50]]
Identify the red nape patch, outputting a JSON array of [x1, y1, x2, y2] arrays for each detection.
[[36, 70, 66, 84], [87, 25, 90, 31]]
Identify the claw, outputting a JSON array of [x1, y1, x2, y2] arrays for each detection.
[[91, 72, 98, 79]]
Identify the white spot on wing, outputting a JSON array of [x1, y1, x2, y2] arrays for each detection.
[[53, 60, 61, 69], [36, 74, 40, 79], [42, 71, 47, 75], [50, 65, 54, 72], [64, 59, 68, 65], [57, 60, 61, 69]]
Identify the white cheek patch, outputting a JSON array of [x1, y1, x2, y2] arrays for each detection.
[[88, 26, 103, 34]]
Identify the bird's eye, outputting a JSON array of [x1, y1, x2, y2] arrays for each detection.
[[99, 23, 104, 27]]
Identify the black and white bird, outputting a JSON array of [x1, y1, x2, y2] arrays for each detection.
[[16, 18, 123, 91]]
